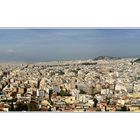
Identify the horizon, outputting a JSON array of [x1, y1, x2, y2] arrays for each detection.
[[0, 29, 140, 62]]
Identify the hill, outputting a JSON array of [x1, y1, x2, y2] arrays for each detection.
[[94, 56, 121, 61], [134, 58, 140, 63]]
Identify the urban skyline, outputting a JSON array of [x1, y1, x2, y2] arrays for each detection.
[[0, 29, 140, 62]]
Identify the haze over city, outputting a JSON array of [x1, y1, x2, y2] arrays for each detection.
[[0, 29, 140, 62]]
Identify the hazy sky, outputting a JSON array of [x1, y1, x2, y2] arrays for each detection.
[[0, 29, 140, 62]]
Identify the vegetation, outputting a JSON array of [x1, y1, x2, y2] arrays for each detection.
[[134, 58, 140, 63], [58, 70, 65, 75], [94, 56, 121, 60], [81, 62, 97, 65], [71, 70, 78, 74], [79, 90, 86, 94], [27, 101, 39, 111]]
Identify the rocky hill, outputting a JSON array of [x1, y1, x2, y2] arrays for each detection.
[[94, 56, 121, 60], [134, 58, 140, 63]]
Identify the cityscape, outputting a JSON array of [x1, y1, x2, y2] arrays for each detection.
[[0, 29, 140, 112]]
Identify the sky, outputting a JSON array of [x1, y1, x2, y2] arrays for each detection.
[[0, 29, 140, 62]]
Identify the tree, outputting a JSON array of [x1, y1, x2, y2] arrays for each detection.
[[15, 101, 28, 111], [59, 86, 65, 96], [93, 98, 98, 108], [27, 101, 39, 111]]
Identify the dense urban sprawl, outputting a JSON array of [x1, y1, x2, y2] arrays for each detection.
[[0, 57, 140, 112]]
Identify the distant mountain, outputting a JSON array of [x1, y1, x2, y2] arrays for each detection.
[[94, 56, 121, 61]]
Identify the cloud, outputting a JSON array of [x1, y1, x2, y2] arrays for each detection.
[[0, 29, 140, 62]]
